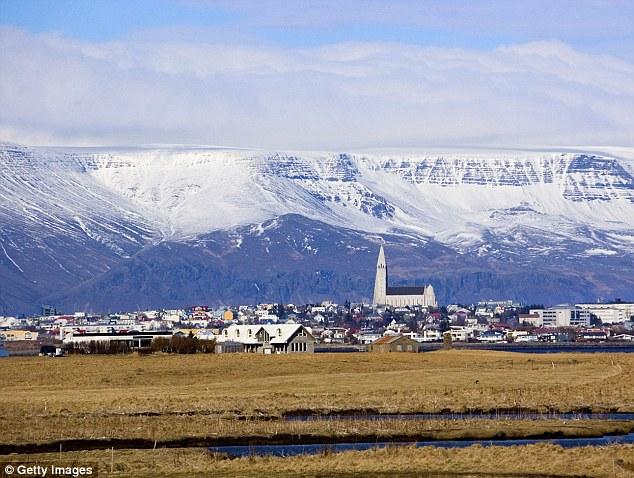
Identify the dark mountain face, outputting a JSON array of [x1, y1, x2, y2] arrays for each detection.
[[0, 224, 135, 314], [25, 214, 632, 314]]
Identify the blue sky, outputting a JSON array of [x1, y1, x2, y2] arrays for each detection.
[[1, 1, 633, 148], [1, 1, 239, 42], [3, 0, 634, 57]]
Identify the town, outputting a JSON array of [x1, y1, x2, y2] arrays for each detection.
[[2, 298, 633, 356], [1, 246, 634, 356]]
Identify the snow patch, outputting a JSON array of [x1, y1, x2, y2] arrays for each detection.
[[585, 248, 618, 256], [0, 242, 24, 273]]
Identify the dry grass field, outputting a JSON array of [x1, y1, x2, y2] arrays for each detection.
[[0, 350, 633, 446], [2, 444, 634, 478], [2, 350, 633, 415], [2, 414, 632, 446], [1, 350, 634, 477]]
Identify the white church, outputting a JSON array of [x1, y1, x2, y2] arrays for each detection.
[[372, 245, 437, 308]]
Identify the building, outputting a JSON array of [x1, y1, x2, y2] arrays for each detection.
[[420, 327, 443, 342], [478, 330, 506, 343], [529, 306, 591, 328], [613, 333, 634, 341], [0, 330, 38, 341], [372, 245, 437, 308], [320, 327, 347, 344], [368, 335, 419, 353], [217, 324, 315, 353], [449, 326, 470, 342], [519, 313, 542, 327], [214, 341, 244, 354], [62, 330, 173, 348], [355, 331, 382, 345], [577, 329, 608, 341], [41, 305, 58, 317], [576, 302, 634, 324]]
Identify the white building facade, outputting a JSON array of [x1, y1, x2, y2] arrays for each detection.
[[529, 306, 591, 327], [217, 324, 315, 353], [372, 245, 437, 308], [576, 303, 634, 324]]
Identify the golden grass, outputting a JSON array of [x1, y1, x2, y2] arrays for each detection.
[[2, 444, 634, 478], [1, 350, 633, 446], [1, 415, 632, 446], [2, 350, 633, 413]]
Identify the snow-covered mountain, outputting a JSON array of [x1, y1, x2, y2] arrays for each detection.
[[1, 143, 633, 314]]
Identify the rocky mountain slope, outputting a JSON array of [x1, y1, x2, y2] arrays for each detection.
[[1, 143, 632, 314]]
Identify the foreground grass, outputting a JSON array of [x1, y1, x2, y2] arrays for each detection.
[[1, 416, 633, 448], [1, 350, 633, 447], [2, 350, 633, 414], [2, 444, 634, 478]]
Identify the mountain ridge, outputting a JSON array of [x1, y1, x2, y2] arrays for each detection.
[[1, 143, 632, 314]]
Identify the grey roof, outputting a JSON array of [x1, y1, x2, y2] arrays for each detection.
[[386, 286, 425, 296]]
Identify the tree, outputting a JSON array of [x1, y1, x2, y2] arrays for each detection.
[[276, 302, 287, 321]]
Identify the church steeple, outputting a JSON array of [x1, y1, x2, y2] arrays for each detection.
[[373, 244, 387, 304]]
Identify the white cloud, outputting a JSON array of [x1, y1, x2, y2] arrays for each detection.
[[1, 27, 633, 149]]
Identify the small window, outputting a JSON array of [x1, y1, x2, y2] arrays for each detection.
[[236, 330, 240, 337], [223, 330, 228, 336], [277, 328, 282, 336], [248, 329, 252, 337]]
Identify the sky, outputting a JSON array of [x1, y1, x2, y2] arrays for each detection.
[[1, 0, 634, 150]]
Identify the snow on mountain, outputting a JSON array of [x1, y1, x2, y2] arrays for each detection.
[[63, 146, 634, 253], [1, 143, 633, 313], [358, 152, 633, 253], [0, 144, 156, 248]]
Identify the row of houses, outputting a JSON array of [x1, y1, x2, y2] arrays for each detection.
[[59, 325, 425, 354], [59, 324, 317, 354]]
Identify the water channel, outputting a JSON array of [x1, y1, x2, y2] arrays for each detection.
[[284, 412, 634, 421], [209, 432, 634, 457]]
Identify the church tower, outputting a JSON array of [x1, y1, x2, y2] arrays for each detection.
[[424, 284, 437, 308], [373, 244, 387, 304]]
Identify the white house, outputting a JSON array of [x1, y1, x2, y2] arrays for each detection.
[[449, 326, 470, 342], [421, 327, 443, 342], [217, 324, 315, 353], [356, 332, 382, 345]]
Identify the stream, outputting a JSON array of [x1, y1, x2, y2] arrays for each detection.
[[209, 432, 634, 457]]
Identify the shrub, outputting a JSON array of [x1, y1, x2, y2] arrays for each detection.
[[66, 335, 216, 355], [149, 335, 216, 354]]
